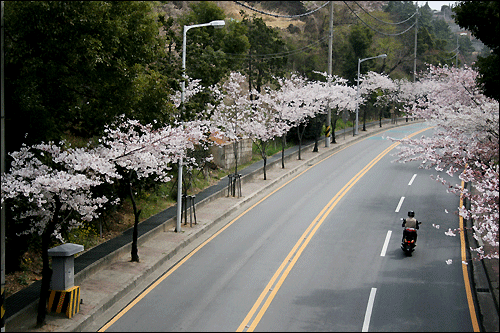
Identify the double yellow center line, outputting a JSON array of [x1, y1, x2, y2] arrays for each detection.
[[237, 127, 430, 332]]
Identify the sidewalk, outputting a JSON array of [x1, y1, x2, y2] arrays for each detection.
[[5, 119, 498, 332]]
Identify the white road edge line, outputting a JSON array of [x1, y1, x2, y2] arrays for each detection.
[[380, 230, 392, 257], [362, 288, 377, 332], [408, 174, 417, 186], [395, 196, 405, 213]]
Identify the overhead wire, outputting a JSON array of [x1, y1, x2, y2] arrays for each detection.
[[442, 50, 459, 62], [343, 1, 416, 37], [219, 1, 333, 61], [222, 35, 330, 60], [233, 1, 330, 19], [353, 1, 416, 25], [225, 1, 417, 61]]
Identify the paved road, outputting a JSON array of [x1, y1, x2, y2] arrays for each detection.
[[103, 123, 476, 332]]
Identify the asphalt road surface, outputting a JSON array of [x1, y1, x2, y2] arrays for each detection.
[[102, 123, 476, 332]]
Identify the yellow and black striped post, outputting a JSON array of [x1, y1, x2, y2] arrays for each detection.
[[325, 125, 331, 139], [47, 286, 80, 318], [1, 285, 5, 330]]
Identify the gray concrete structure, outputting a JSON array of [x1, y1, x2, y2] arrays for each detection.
[[48, 243, 84, 291]]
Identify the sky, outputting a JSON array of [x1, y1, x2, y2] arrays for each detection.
[[418, 1, 458, 11]]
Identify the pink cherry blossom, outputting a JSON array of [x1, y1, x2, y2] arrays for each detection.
[[390, 65, 499, 259]]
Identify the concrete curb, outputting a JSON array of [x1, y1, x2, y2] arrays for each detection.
[[464, 183, 499, 332]]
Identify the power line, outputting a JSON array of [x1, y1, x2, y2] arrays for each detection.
[[354, 1, 416, 26], [233, 1, 330, 19], [343, 1, 416, 37], [222, 35, 330, 60], [226, 1, 414, 60], [442, 50, 459, 62]]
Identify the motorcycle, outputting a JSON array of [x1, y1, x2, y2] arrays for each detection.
[[401, 219, 422, 256]]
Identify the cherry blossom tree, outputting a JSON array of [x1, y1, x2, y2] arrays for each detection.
[[267, 73, 311, 167], [275, 74, 317, 161], [390, 65, 499, 260], [357, 71, 396, 130], [1, 113, 212, 324], [1, 141, 119, 326], [171, 76, 218, 199], [97, 116, 208, 262], [384, 77, 413, 123], [171, 77, 203, 109], [302, 78, 330, 152], [239, 89, 289, 180], [309, 72, 357, 143], [209, 72, 252, 176]]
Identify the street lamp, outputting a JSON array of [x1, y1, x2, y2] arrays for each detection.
[[177, 19, 225, 233], [354, 54, 387, 136]]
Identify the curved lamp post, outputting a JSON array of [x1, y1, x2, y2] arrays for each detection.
[[355, 54, 387, 136], [177, 20, 225, 233]]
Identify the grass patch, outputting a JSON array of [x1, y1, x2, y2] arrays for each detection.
[[66, 224, 101, 250], [251, 137, 295, 160], [335, 118, 354, 130], [133, 183, 176, 220]]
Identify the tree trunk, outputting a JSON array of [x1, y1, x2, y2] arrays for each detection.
[[264, 157, 267, 180], [233, 141, 238, 175], [131, 208, 141, 262], [297, 122, 308, 160], [313, 138, 318, 152], [281, 134, 286, 169], [332, 117, 337, 144], [263, 154, 267, 180], [312, 117, 320, 152], [248, 53, 253, 99], [128, 171, 141, 262], [37, 197, 61, 327], [362, 107, 367, 131], [260, 140, 268, 180], [297, 126, 302, 160], [352, 112, 356, 136]]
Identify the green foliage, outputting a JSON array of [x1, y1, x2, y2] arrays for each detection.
[[383, 1, 417, 18], [453, 1, 499, 54], [380, 1, 481, 75], [221, 19, 251, 70], [343, 24, 375, 84], [178, 1, 240, 87], [453, 1, 500, 101], [432, 18, 452, 41], [128, 183, 175, 221], [4, 1, 172, 152], [253, 137, 294, 157], [474, 53, 500, 101], [175, 2, 249, 121], [335, 118, 353, 131], [66, 224, 101, 251], [131, 68, 178, 125], [17, 273, 30, 286], [241, 13, 288, 94]]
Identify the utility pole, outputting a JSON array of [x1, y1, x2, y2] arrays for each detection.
[[413, 4, 418, 82], [325, 1, 333, 147], [1, 1, 6, 331]]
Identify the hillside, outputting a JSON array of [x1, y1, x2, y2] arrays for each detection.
[[160, 1, 389, 30]]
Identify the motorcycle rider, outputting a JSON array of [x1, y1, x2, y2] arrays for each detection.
[[402, 211, 419, 245]]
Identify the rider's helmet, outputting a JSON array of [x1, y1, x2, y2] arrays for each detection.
[[408, 211, 415, 218]]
